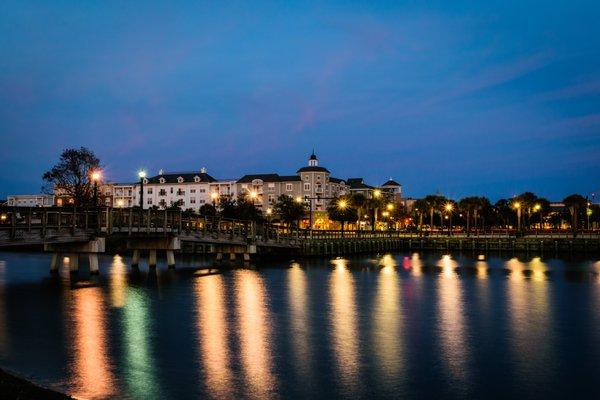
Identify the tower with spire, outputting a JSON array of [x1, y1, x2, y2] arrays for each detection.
[[308, 149, 318, 167]]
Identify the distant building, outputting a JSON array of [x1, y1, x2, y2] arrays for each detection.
[[7, 194, 55, 207], [236, 152, 348, 213], [131, 168, 237, 211], [346, 178, 375, 197]]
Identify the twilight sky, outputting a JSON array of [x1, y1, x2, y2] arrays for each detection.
[[1, 1, 599, 201]]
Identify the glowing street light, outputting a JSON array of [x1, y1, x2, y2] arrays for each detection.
[[90, 169, 102, 207], [211, 191, 219, 207], [249, 191, 258, 199], [386, 203, 394, 211], [295, 196, 303, 203], [138, 170, 146, 208], [513, 201, 522, 230], [373, 189, 381, 198], [338, 199, 347, 209], [445, 203, 453, 212]]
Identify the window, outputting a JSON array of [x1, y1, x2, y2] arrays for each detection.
[[286, 183, 293, 191], [190, 198, 196, 204], [304, 183, 310, 191], [200, 189, 206, 193], [147, 198, 153, 205], [268, 194, 275, 203], [147, 188, 153, 194], [194, 176, 200, 183], [190, 189, 196, 194], [170, 187, 174, 194], [159, 189, 166, 196], [241, 184, 248, 189], [177, 177, 184, 183], [177, 189, 185, 196], [159, 178, 165, 184], [200, 199, 206, 204]]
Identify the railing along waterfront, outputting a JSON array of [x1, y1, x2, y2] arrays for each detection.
[[2, 206, 600, 244]]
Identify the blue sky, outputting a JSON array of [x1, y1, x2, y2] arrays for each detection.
[[1, 1, 599, 201]]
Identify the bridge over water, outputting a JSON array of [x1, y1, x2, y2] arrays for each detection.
[[1, 206, 600, 274]]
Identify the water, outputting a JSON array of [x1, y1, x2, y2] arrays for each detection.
[[0, 251, 600, 399]]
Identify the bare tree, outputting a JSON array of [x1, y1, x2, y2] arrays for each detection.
[[42, 147, 101, 206]]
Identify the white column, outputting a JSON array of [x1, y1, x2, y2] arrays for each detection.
[[50, 253, 61, 273], [167, 250, 175, 268], [89, 254, 99, 275], [149, 250, 157, 268], [229, 252, 236, 261], [132, 249, 140, 266], [68, 253, 79, 273]]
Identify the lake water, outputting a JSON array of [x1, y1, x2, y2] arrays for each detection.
[[0, 251, 600, 399]]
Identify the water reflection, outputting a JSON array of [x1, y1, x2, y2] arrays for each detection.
[[110, 255, 127, 308], [374, 255, 403, 383], [410, 252, 423, 277], [287, 263, 312, 382], [0, 261, 7, 354], [195, 274, 233, 399], [234, 270, 276, 399], [69, 284, 116, 399], [123, 287, 161, 399], [329, 258, 360, 395], [506, 257, 553, 382], [436, 255, 469, 384]]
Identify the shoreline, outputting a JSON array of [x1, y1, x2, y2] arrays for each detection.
[[0, 367, 72, 400]]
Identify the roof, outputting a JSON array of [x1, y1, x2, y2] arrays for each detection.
[[237, 174, 301, 183], [381, 179, 401, 187], [146, 172, 216, 184], [309, 151, 317, 160], [297, 166, 330, 173], [347, 178, 374, 190], [329, 177, 345, 184]]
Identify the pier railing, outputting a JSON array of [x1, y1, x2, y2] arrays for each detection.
[[1, 206, 599, 243]]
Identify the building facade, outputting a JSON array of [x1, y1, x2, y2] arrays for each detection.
[[130, 168, 237, 211], [236, 152, 348, 213], [6, 194, 55, 207]]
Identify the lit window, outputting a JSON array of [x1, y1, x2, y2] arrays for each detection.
[[286, 183, 293, 191]]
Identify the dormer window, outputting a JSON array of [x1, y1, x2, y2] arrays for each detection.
[[159, 177, 165, 184], [142, 178, 148, 184], [194, 176, 200, 183], [177, 176, 184, 183]]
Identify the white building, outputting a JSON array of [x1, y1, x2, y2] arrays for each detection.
[[7, 194, 55, 207], [132, 168, 237, 211]]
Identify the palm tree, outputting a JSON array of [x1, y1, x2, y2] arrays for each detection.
[[351, 193, 367, 231], [473, 197, 491, 233], [563, 194, 587, 236], [423, 194, 447, 233], [515, 192, 538, 229], [458, 197, 478, 236], [412, 199, 428, 230]]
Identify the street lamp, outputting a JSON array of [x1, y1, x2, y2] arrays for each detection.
[[533, 203, 542, 230], [90, 170, 102, 207], [138, 170, 146, 209], [445, 203, 453, 236], [211, 191, 219, 207], [513, 201, 522, 231]]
